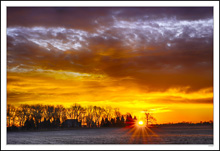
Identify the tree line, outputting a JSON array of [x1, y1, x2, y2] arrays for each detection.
[[153, 121, 213, 127], [7, 103, 138, 130]]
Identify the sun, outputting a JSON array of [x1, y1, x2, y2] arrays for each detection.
[[138, 120, 144, 126]]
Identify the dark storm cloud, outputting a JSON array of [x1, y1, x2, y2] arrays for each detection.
[[7, 7, 113, 31], [7, 7, 213, 92], [7, 7, 213, 29]]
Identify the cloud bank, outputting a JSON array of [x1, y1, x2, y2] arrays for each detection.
[[7, 7, 213, 109]]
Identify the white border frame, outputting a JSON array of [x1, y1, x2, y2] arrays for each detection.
[[1, 1, 219, 150]]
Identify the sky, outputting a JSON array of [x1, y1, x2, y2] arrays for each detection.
[[7, 7, 213, 123]]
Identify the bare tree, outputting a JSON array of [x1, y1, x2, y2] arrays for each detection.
[[114, 108, 121, 118], [92, 106, 105, 127], [45, 105, 55, 122], [56, 105, 67, 123], [79, 107, 86, 124], [71, 103, 84, 121], [7, 104, 15, 127], [16, 104, 30, 127], [85, 106, 93, 127], [96, 106, 105, 127], [31, 104, 44, 128], [104, 106, 113, 120], [144, 110, 156, 127], [66, 108, 72, 119]]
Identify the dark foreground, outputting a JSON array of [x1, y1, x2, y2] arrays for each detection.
[[7, 126, 213, 144]]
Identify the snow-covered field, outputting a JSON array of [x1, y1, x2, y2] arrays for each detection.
[[7, 126, 213, 144]]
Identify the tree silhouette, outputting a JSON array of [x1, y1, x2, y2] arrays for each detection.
[[101, 117, 105, 127], [24, 118, 35, 130], [114, 108, 122, 127], [46, 105, 55, 122], [92, 106, 105, 127], [104, 118, 111, 127], [126, 113, 134, 126], [120, 116, 125, 127], [114, 108, 121, 118], [144, 110, 157, 127], [7, 104, 15, 127], [31, 104, 44, 128], [71, 103, 84, 120], [85, 105, 93, 127], [104, 106, 113, 121], [16, 104, 30, 127], [7, 103, 129, 129], [7, 103, 213, 131], [56, 105, 67, 123]]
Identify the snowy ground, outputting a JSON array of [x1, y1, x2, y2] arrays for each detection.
[[7, 126, 213, 144]]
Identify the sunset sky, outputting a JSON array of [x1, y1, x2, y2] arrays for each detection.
[[7, 7, 213, 123]]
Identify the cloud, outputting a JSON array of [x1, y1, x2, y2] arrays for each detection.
[[7, 7, 213, 96], [7, 16, 213, 52], [7, 69, 213, 106], [7, 7, 213, 28]]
